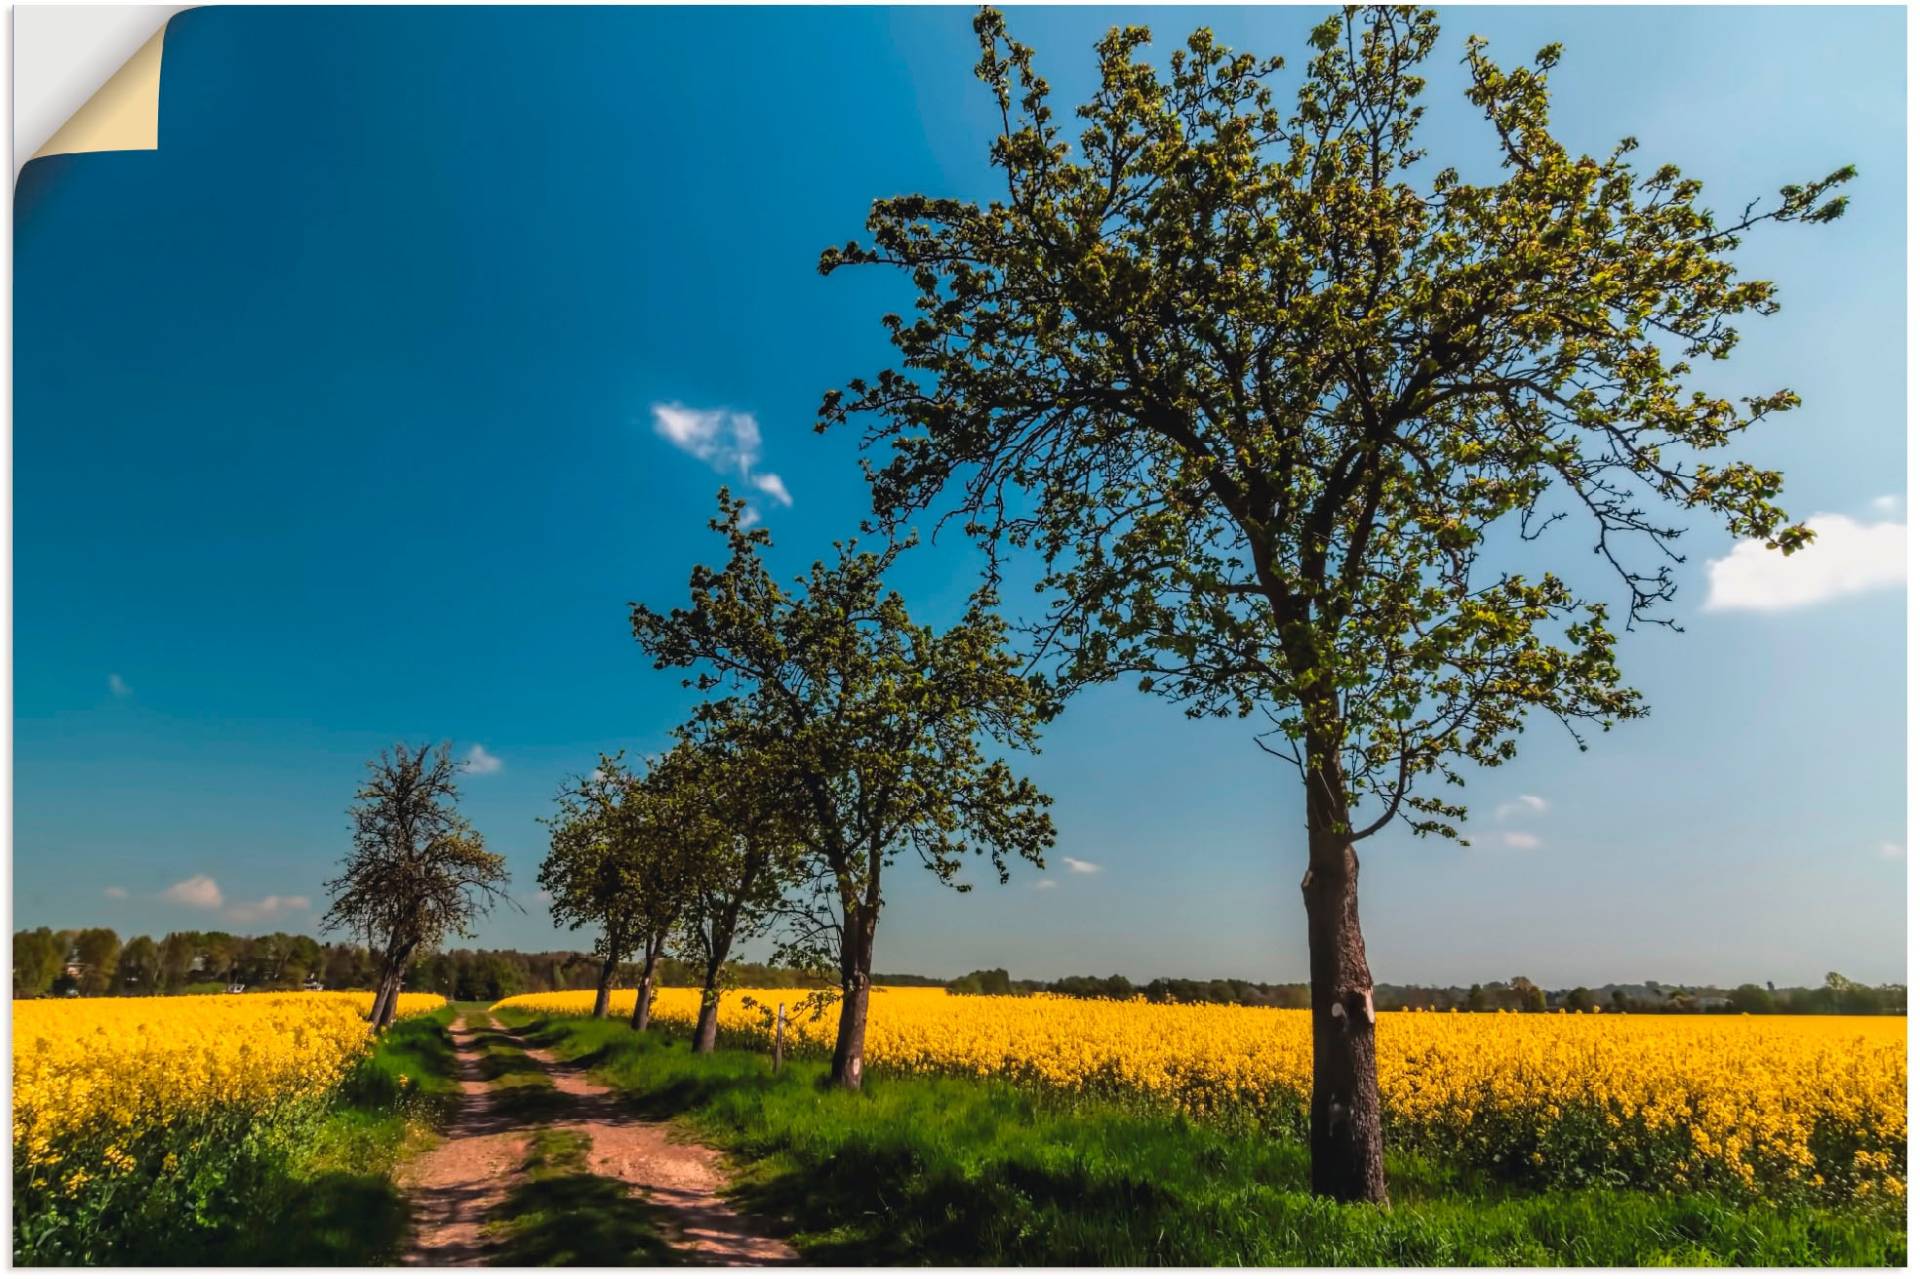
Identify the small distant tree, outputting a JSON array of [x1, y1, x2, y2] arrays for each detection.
[[1564, 986, 1594, 1012], [667, 718, 808, 1053], [1466, 983, 1488, 1012], [818, 5, 1851, 1200], [156, 933, 197, 993], [633, 493, 1056, 1088], [322, 742, 511, 1030], [540, 753, 652, 1019], [114, 936, 160, 994], [1729, 983, 1774, 1014], [72, 928, 120, 997], [1510, 975, 1547, 1013], [12, 928, 63, 997]]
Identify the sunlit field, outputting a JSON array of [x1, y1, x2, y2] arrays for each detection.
[[496, 988, 1905, 1206], [13, 991, 447, 1263]]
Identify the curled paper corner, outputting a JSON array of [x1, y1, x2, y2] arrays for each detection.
[[30, 12, 178, 165]]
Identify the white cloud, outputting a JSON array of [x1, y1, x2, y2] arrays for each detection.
[[102, 886, 127, 900], [1462, 831, 1542, 851], [1494, 794, 1549, 823], [1870, 494, 1902, 516], [650, 402, 795, 508], [1704, 514, 1905, 612], [752, 472, 793, 507], [533, 888, 553, 904], [462, 744, 503, 775], [1034, 878, 1057, 891], [108, 673, 131, 697], [1878, 841, 1905, 861], [1062, 857, 1101, 874], [161, 874, 224, 909], [225, 894, 311, 925]]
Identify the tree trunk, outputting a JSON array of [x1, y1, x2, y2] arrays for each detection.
[[829, 910, 877, 1089], [693, 970, 721, 1053], [629, 944, 659, 1031], [1301, 761, 1389, 1205], [592, 953, 617, 1019], [371, 966, 400, 1030], [367, 971, 394, 1027]]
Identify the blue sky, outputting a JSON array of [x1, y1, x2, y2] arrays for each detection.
[[14, 5, 1906, 987]]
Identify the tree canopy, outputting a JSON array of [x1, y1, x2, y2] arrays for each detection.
[[816, 4, 1850, 1199], [322, 742, 510, 1028], [631, 491, 1056, 1086]]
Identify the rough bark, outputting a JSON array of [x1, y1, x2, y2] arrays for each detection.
[[1301, 754, 1389, 1204], [592, 953, 617, 1019], [693, 972, 722, 1053], [829, 909, 877, 1089], [629, 942, 661, 1031], [367, 971, 396, 1028]]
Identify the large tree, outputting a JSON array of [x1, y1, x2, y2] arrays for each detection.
[[322, 742, 511, 1030], [817, 8, 1850, 1198], [633, 492, 1056, 1088]]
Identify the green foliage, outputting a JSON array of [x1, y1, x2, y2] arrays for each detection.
[[498, 1014, 1902, 1266], [71, 928, 120, 997], [12, 927, 64, 997], [631, 492, 1055, 996], [322, 742, 511, 1024], [818, 6, 1852, 843], [946, 967, 1020, 996]]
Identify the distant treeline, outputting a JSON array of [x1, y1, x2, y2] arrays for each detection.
[[942, 968, 1907, 1014], [12, 925, 1903, 1014]]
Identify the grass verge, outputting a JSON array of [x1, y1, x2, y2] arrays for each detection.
[[493, 1011, 1905, 1267]]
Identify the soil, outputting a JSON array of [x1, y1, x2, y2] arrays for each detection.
[[397, 1014, 797, 1266]]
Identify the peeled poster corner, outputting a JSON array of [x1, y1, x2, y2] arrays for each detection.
[[20, 7, 184, 172]]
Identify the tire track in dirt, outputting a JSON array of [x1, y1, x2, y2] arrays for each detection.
[[397, 1015, 529, 1265], [504, 1021, 799, 1265]]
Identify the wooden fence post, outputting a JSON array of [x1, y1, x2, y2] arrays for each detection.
[[772, 1002, 786, 1074]]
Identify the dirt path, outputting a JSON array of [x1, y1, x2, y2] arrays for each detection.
[[398, 1016, 530, 1265], [512, 1028, 799, 1265], [398, 1013, 797, 1266]]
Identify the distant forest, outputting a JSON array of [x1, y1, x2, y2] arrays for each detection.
[[11, 925, 1905, 1014]]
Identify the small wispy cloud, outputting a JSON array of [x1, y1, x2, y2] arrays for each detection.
[[161, 874, 223, 910], [1494, 794, 1549, 823], [226, 894, 311, 925], [1704, 513, 1904, 612], [650, 402, 794, 521], [1870, 494, 1903, 516], [1878, 840, 1905, 861], [462, 744, 503, 775], [1462, 831, 1543, 852], [1062, 857, 1101, 874], [533, 888, 553, 904], [108, 673, 131, 698], [102, 886, 127, 900], [1034, 879, 1057, 891]]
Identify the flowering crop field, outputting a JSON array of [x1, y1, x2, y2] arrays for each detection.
[[495, 987, 1905, 1206], [13, 990, 445, 1258]]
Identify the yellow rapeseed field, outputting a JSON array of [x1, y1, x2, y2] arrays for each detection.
[[13, 990, 445, 1192], [495, 986, 1905, 1205]]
